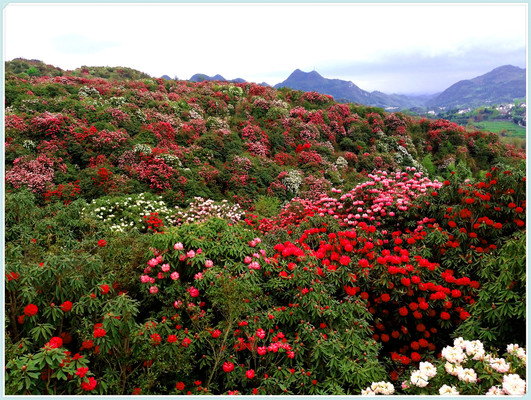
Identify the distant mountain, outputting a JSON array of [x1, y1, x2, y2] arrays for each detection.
[[427, 65, 526, 109], [273, 69, 423, 109], [189, 73, 246, 83]]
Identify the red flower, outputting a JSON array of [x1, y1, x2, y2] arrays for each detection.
[[80, 377, 97, 391], [175, 382, 185, 391], [411, 352, 421, 362], [381, 293, 390, 302], [167, 335, 178, 343], [245, 369, 255, 379], [93, 328, 106, 338], [339, 255, 351, 266], [44, 336, 63, 350], [97, 239, 107, 247], [132, 388, 142, 395], [398, 307, 408, 316], [24, 304, 38, 317], [75, 367, 89, 378], [223, 362, 234, 373], [182, 337, 191, 347], [212, 329, 221, 338], [441, 311, 451, 320], [61, 301, 73, 312], [6, 271, 20, 281], [82, 339, 94, 349], [459, 311, 470, 320], [151, 333, 161, 345], [99, 284, 110, 294]]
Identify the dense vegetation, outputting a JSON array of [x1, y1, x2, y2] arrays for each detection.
[[4, 60, 526, 395]]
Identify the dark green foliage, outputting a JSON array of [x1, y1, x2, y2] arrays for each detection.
[[454, 232, 526, 347]]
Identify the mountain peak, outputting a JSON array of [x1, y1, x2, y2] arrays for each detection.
[[288, 69, 323, 80]]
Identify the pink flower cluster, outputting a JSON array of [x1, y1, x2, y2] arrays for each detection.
[[6, 155, 55, 193]]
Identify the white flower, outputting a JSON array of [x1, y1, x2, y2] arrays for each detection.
[[502, 374, 526, 395], [445, 362, 460, 376], [442, 345, 466, 364], [361, 388, 376, 395], [489, 357, 511, 373], [439, 384, 460, 395], [370, 381, 394, 395], [419, 361, 437, 378], [453, 337, 467, 349], [486, 386, 505, 396], [465, 340, 484, 358], [457, 368, 477, 383], [410, 370, 429, 388], [507, 344, 527, 360]]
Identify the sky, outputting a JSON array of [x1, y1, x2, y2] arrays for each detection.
[[3, 3, 528, 95]]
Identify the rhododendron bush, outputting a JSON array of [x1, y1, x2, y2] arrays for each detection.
[[4, 62, 525, 395]]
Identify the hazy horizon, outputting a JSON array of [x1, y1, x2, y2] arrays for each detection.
[[4, 4, 527, 95]]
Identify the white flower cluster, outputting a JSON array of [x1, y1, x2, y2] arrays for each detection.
[[173, 197, 244, 226], [361, 381, 394, 395], [22, 139, 37, 151], [282, 170, 303, 197], [133, 144, 152, 155], [106, 96, 127, 107], [501, 374, 527, 395], [335, 156, 348, 170], [507, 344, 527, 361], [78, 86, 101, 98], [155, 153, 182, 168], [435, 338, 526, 395], [82, 193, 175, 233], [189, 108, 203, 120], [206, 116, 229, 130], [410, 361, 438, 388], [439, 384, 460, 396]]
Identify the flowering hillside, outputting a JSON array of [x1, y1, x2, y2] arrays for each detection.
[[4, 62, 526, 395]]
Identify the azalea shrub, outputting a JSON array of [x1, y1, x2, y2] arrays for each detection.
[[4, 60, 526, 395]]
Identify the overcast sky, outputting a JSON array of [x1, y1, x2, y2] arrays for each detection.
[[3, 3, 528, 94]]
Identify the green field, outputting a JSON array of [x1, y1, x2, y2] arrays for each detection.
[[472, 120, 526, 138]]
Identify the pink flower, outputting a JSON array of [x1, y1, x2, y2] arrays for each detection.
[[189, 287, 199, 297], [174, 242, 184, 250], [187, 250, 196, 258], [244, 256, 252, 264], [249, 262, 260, 270], [170, 272, 180, 280], [194, 273, 203, 280], [205, 260, 213, 268], [140, 275, 150, 283], [174, 300, 182, 308], [149, 286, 158, 294], [197, 248, 202, 254], [161, 264, 170, 272], [257, 346, 267, 355], [249, 240, 257, 247], [256, 329, 266, 339]]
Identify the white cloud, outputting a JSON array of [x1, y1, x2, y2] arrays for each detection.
[[4, 3, 527, 92]]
